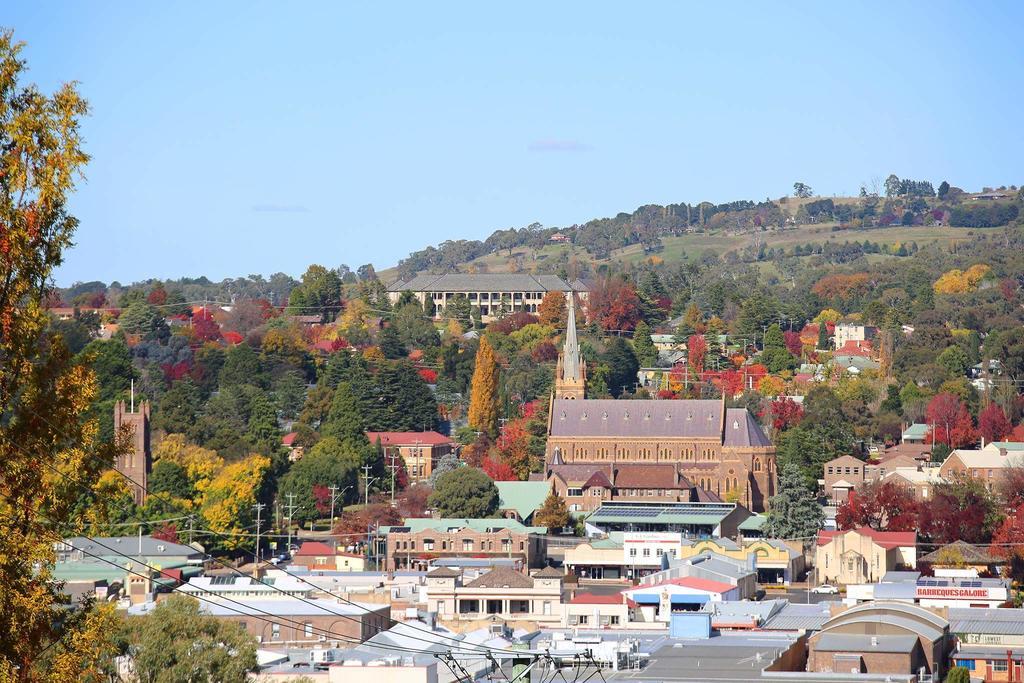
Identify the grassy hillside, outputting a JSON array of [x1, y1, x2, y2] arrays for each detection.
[[380, 220, 973, 281]]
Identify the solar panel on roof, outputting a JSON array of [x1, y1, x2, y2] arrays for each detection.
[[210, 576, 235, 585]]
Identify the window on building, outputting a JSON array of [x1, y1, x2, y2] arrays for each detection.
[[304, 623, 313, 638], [642, 548, 650, 557], [992, 660, 1009, 673], [463, 539, 474, 552], [519, 541, 524, 551], [567, 488, 583, 497], [410, 541, 416, 550], [578, 615, 589, 625], [502, 538, 511, 552], [629, 548, 637, 557], [271, 623, 281, 640], [610, 616, 620, 625], [423, 539, 434, 551]]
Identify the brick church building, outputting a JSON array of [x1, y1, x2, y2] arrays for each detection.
[[542, 299, 777, 512], [114, 398, 152, 505]]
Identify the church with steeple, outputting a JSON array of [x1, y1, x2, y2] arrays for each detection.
[[554, 297, 586, 399], [544, 295, 777, 513]]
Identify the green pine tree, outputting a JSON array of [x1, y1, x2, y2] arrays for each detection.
[[816, 323, 829, 351], [762, 463, 823, 540], [632, 320, 659, 367], [378, 324, 406, 359]]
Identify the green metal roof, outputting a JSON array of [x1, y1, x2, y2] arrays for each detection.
[[589, 532, 625, 549], [902, 423, 929, 440], [738, 514, 766, 531], [496, 481, 551, 521], [992, 441, 1024, 451], [379, 518, 546, 535], [586, 502, 736, 526]]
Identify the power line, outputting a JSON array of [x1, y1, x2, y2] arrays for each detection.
[[7, 430, 528, 657]]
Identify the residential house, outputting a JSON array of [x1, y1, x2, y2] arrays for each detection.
[[919, 541, 1001, 574], [365, 431, 457, 482], [815, 528, 916, 585], [378, 518, 546, 572], [425, 566, 564, 629], [292, 541, 341, 569], [939, 443, 1023, 491], [822, 454, 867, 502], [880, 466, 945, 501], [282, 431, 305, 462], [833, 323, 876, 350], [901, 423, 929, 444]]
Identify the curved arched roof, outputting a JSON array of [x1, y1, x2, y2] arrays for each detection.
[[820, 601, 948, 643]]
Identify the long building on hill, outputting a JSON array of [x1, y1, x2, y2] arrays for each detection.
[[543, 299, 777, 512], [387, 273, 587, 321]]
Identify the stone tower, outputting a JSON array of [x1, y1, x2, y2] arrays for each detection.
[[114, 399, 151, 505], [554, 294, 586, 399]]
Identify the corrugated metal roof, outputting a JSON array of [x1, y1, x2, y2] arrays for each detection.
[[586, 501, 736, 526], [949, 608, 1024, 635], [814, 633, 918, 654]]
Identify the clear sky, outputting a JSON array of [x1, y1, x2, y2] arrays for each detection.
[[5, 2, 1022, 286]]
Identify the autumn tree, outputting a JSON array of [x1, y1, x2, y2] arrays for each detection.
[[0, 31, 126, 680], [586, 276, 641, 332], [537, 291, 567, 326], [836, 481, 918, 532], [978, 403, 1012, 444], [925, 393, 976, 448], [533, 492, 571, 532], [468, 337, 500, 437], [687, 334, 707, 374]]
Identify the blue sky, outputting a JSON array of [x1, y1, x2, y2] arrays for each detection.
[[5, 2, 1022, 286]]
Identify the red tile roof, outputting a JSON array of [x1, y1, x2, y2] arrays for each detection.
[[817, 526, 916, 549], [365, 431, 454, 447], [626, 577, 734, 594], [569, 592, 625, 605], [282, 432, 298, 446], [294, 541, 335, 556], [837, 340, 874, 357]]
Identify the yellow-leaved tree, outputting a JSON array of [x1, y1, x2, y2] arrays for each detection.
[[468, 337, 500, 437], [200, 455, 271, 551], [0, 30, 123, 680]]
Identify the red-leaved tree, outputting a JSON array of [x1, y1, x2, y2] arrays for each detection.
[[990, 503, 1024, 560], [482, 456, 517, 481], [784, 330, 803, 357], [836, 481, 919, 532], [769, 397, 804, 433], [152, 522, 180, 544], [191, 307, 222, 343], [586, 277, 641, 332], [925, 393, 976, 448], [687, 334, 707, 374], [978, 403, 1012, 444]]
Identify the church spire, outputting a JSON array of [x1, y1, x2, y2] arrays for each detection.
[[563, 295, 581, 383], [554, 293, 586, 399]]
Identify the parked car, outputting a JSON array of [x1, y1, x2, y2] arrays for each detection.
[[811, 584, 839, 594]]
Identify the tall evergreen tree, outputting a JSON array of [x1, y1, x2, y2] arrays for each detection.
[[762, 463, 824, 540], [817, 323, 830, 350], [246, 392, 279, 450], [468, 337, 500, 436], [378, 324, 406, 359], [632, 320, 659, 367]]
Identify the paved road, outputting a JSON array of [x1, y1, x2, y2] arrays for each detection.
[[774, 588, 840, 604]]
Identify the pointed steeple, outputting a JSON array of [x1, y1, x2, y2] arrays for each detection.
[[562, 295, 581, 383], [554, 294, 586, 399]]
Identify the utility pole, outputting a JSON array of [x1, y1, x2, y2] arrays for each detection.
[[361, 465, 378, 508], [284, 493, 297, 554], [187, 514, 194, 545], [387, 453, 400, 505], [252, 503, 265, 563], [328, 485, 339, 531]]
